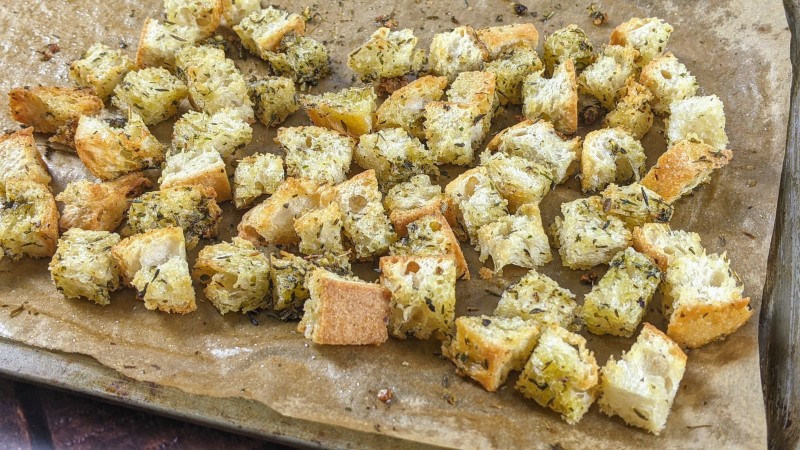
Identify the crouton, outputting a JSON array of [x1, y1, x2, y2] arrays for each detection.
[[477, 24, 539, 60], [112, 68, 188, 125], [193, 237, 270, 315], [297, 268, 391, 345], [74, 113, 165, 181], [264, 33, 330, 87], [484, 45, 543, 105], [320, 170, 397, 259], [171, 108, 252, 160], [494, 270, 578, 329], [164, 0, 222, 38], [551, 196, 632, 269], [599, 182, 673, 228], [275, 126, 354, 185], [375, 75, 448, 140], [447, 71, 498, 138], [516, 325, 599, 424], [347, 27, 426, 82], [233, 153, 284, 209], [479, 151, 553, 212], [125, 185, 222, 249], [56, 173, 151, 232], [477, 203, 551, 272], [0, 179, 58, 259], [582, 248, 662, 337], [578, 45, 639, 110], [220, 0, 260, 25], [159, 148, 232, 201], [135, 18, 200, 71], [0, 128, 52, 186], [486, 119, 581, 184], [384, 175, 458, 236], [379, 255, 457, 340], [248, 76, 299, 127], [443, 315, 540, 392], [424, 101, 483, 166], [445, 167, 508, 245], [599, 323, 687, 434], [665, 95, 729, 150], [238, 177, 320, 246], [234, 7, 305, 58], [428, 26, 488, 81], [294, 202, 346, 257], [543, 24, 594, 74], [610, 17, 673, 67], [641, 141, 732, 205], [49, 229, 121, 305], [389, 211, 469, 280], [581, 127, 646, 192], [69, 43, 136, 100], [639, 52, 698, 115], [269, 252, 314, 319], [355, 128, 436, 190], [8, 87, 102, 134], [603, 80, 653, 139], [631, 223, 703, 272], [175, 45, 253, 121], [301, 86, 377, 138], [662, 251, 752, 348], [522, 60, 578, 134], [111, 226, 196, 314]]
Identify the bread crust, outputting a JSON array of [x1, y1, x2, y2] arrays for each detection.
[[9, 87, 103, 134], [667, 298, 753, 349], [56, 173, 151, 232], [477, 24, 539, 60], [641, 140, 733, 204]]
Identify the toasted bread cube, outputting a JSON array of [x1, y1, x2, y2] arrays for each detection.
[[390, 212, 469, 280], [552, 196, 632, 269], [233, 153, 284, 209], [600, 182, 673, 228], [0, 128, 51, 186], [375, 75, 447, 140], [301, 87, 376, 138], [75, 113, 165, 181], [641, 140, 732, 204], [516, 326, 599, 424], [159, 149, 232, 201], [8, 87, 102, 134], [662, 251, 752, 348], [164, 0, 221, 38], [294, 202, 346, 257], [193, 237, 270, 315], [135, 19, 200, 71], [384, 174, 458, 235], [265, 33, 330, 87], [49, 229, 120, 305], [480, 151, 553, 212], [56, 173, 151, 232], [424, 101, 482, 166], [485, 45, 543, 105], [599, 323, 687, 435], [495, 270, 577, 328], [175, 45, 253, 121], [111, 227, 195, 314], [522, 61, 578, 135], [379, 255, 456, 340], [347, 27, 425, 82], [0, 179, 59, 259], [126, 185, 222, 249], [443, 315, 540, 392], [445, 167, 508, 245], [69, 43, 136, 100], [172, 109, 252, 160], [234, 7, 305, 58], [269, 252, 314, 319], [603, 80, 653, 139], [238, 178, 320, 246], [248, 76, 299, 127], [632, 223, 703, 272], [112, 68, 188, 125], [640, 52, 698, 115], [355, 128, 436, 190], [477, 24, 539, 60], [298, 268, 391, 345], [581, 127, 646, 192], [320, 170, 397, 259], [543, 24, 594, 75], [610, 17, 673, 67], [477, 204, 551, 272], [582, 248, 662, 337], [275, 126, 354, 185], [429, 26, 487, 81], [487, 120, 581, 184], [220, 0, 260, 25], [447, 71, 498, 138], [578, 45, 639, 110], [665, 95, 728, 150]]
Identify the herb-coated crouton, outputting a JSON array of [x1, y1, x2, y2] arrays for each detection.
[[49, 229, 121, 305], [347, 27, 426, 82], [599, 182, 673, 228], [639, 52, 698, 115], [389, 211, 469, 279], [135, 19, 200, 71], [220, 0, 260, 25], [0, 179, 58, 259], [494, 270, 578, 329], [264, 33, 330, 87], [112, 68, 188, 125], [164, 0, 222, 38], [599, 323, 687, 435], [234, 7, 305, 58], [269, 250, 351, 320], [248, 76, 299, 127], [301, 86, 377, 138], [294, 202, 346, 257], [193, 237, 271, 315], [665, 95, 728, 150], [578, 45, 639, 110], [380, 255, 457, 340], [641, 140, 732, 204], [0, 128, 51, 186], [355, 128, 436, 190], [543, 24, 594, 75], [159, 148, 232, 202], [298, 268, 391, 345], [522, 60, 578, 134], [631, 223, 703, 272], [447, 71, 498, 138], [484, 45, 543, 105], [428, 26, 488, 81], [477, 203, 552, 272], [275, 126, 354, 185], [384, 175, 458, 236], [171, 108, 252, 160], [610, 17, 673, 67], [581, 127, 646, 192], [445, 167, 508, 245], [233, 153, 284, 209], [375, 75, 447, 140], [516, 325, 599, 424], [477, 23, 539, 60], [56, 173, 151, 232], [424, 101, 483, 166], [238, 177, 320, 246], [603, 80, 654, 139], [8, 87, 102, 134], [480, 151, 553, 212], [69, 43, 136, 100], [582, 247, 662, 337], [111, 226, 196, 314], [443, 315, 541, 392]]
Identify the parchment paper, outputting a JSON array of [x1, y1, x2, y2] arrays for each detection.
[[0, 1, 790, 448]]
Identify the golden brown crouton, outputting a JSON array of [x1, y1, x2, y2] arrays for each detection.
[[112, 68, 189, 125], [610, 17, 673, 66], [0, 128, 52, 186], [248, 76, 299, 127], [232, 153, 285, 209], [484, 44, 543, 105], [375, 75, 448, 140], [238, 177, 321, 246], [631, 223, 703, 272], [347, 27, 426, 82], [56, 173, 151, 232], [603, 80, 654, 140], [49, 228, 121, 305], [390, 211, 469, 280], [233, 7, 305, 59], [9, 86, 103, 134], [301, 86, 377, 138], [274, 126, 354, 185], [264, 33, 330, 87], [543, 24, 594, 74], [477, 24, 539, 60], [159, 149, 232, 202], [0, 178, 59, 259], [69, 43, 136, 100], [135, 18, 200, 71], [354, 128, 437, 190]]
